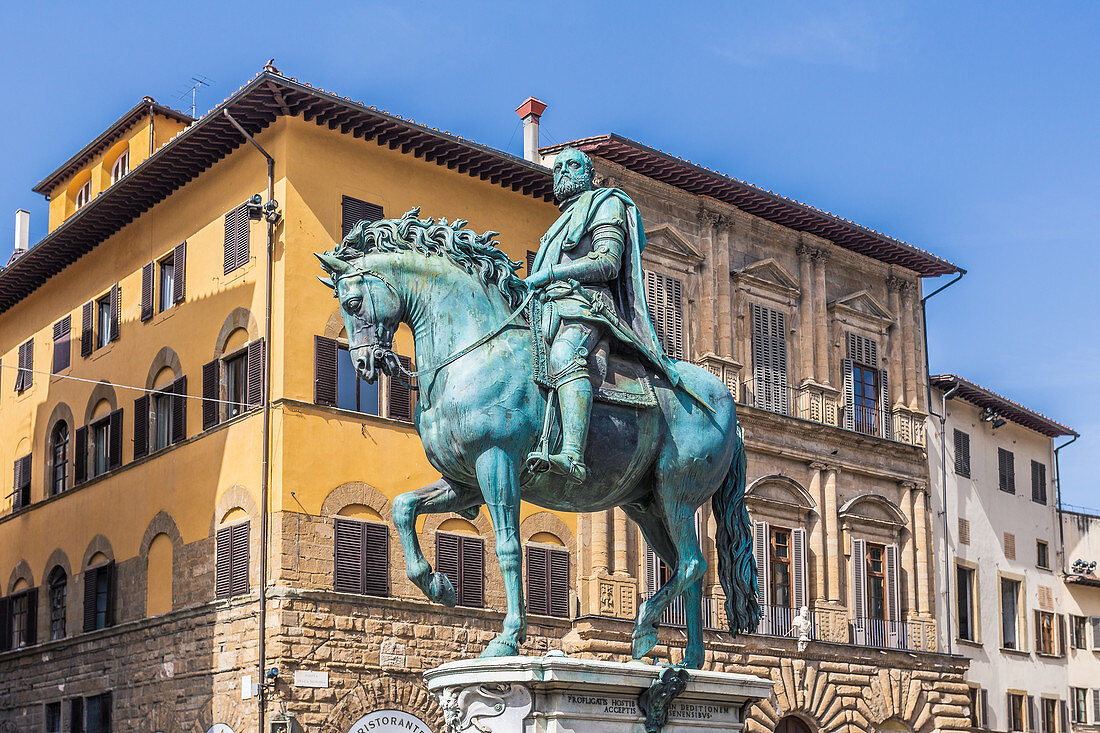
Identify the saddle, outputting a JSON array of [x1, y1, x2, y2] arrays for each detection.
[[528, 296, 658, 409]]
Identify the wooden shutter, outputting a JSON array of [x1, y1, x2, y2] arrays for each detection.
[[959, 517, 971, 545], [81, 300, 94, 357], [387, 355, 414, 421], [1004, 532, 1016, 560], [108, 282, 120, 343], [0, 597, 10, 651], [526, 546, 550, 616], [1000, 448, 1016, 493], [341, 196, 384, 240], [548, 547, 569, 618], [1058, 613, 1066, 656], [107, 409, 123, 470], [24, 588, 37, 645], [751, 304, 787, 413], [1061, 700, 1069, 733], [792, 528, 808, 610], [842, 358, 855, 430], [753, 520, 770, 606], [133, 395, 149, 459], [53, 316, 71, 374], [215, 526, 233, 598], [314, 336, 338, 406], [230, 522, 250, 596], [16, 339, 32, 393], [1092, 617, 1100, 650], [173, 241, 186, 303], [362, 521, 390, 597], [851, 538, 868, 618], [202, 360, 219, 429], [1032, 461, 1047, 504], [246, 339, 265, 408], [436, 533, 460, 601], [333, 517, 364, 593], [981, 689, 989, 728], [225, 205, 250, 273], [645, 544, 659, 596], [879, 369, 892, 439], [459, 535, 485, 608], [1028, 695, 1037, 732], [526, 250, 537, 275], [74, 426, 88, 484], [82, 566, 99, 631], [140, 262, 154, 321], [885, 544, 901, 621], [644, 270, 684, 359], [954, 429, 971, 477], [224, 209, 236, 274], [12, 455, 28, 510], [1093, 690, 1100, 723], [171, 376, 187, 445]]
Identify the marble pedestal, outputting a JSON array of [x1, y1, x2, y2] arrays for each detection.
[[424, 654, 772, 732]]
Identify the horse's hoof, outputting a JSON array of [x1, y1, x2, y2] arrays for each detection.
[[682, 648, 704, 670], [632, 625, 659, 659], [427, 572, 457, 607], [480, 637, 520, 658]]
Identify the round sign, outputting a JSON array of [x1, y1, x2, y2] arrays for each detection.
[[207, 726, 234, 733], [347, 710, 433, 733]]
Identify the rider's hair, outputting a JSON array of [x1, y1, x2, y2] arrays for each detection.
[[337, 207, 527, 308]]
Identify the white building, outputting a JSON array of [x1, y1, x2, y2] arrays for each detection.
[[929, 375, 1077, 733], [1062, 508, 1100, 730]]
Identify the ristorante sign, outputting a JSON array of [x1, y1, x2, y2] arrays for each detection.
[[347, 710, 433, 733]]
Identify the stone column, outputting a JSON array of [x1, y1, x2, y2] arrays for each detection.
[[824, 467, 841, 602], [899, 481, 918, 617], [812, 250, 831, 385], [900, 282, 918, 410], [697, 210, 719, 357], [798, 243, 816, 384], [715, 216, 734, 358], [912, 485, 930, 615], [809, 463, 827, 602], [590, 509, 610, 578], [613, 508, 629, 576], [886, 276, 904, 409]]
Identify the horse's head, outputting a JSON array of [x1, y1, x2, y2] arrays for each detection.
[[316, 252, 402, 383]]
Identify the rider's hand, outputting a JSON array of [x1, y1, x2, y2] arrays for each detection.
[[525, 270, 552, 289]]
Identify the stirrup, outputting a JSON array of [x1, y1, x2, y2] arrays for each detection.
[[525, 451, 552, 474], [546, 453, 588, 484]]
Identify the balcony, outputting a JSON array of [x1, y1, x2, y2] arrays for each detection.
[[850, 617, 909, 650]]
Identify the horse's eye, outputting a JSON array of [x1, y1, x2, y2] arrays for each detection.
[[344, 297, 362, 315]]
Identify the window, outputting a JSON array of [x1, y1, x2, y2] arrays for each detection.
[[852, 363, 879, 435], [50, 422, 68, 495], [1031, 461, 1047, 504], [85, 692, 111, 733], [92, 418, 109, 477], [999, 448, 1016, 494], [957, 565, 976, 641], [82, 562, 114, 632], [337, 344, 380, 415], [867, 543, 886, 621], [1070, 615, 1087, 648], [153, 391, 172, 451], [526, 544, 570, 618], [954, 429, 971, 477], [96, 296, 112, 349], [843, 333, 889, 438], [216, 521, 250, 599], [1071, 688, 1087, 724], [751, 303, 788, 414], [967, 687, 983, 728], [644, 270, 684, 359], [226, 352, 247, 419], [134, 377, 186, 459], [1008, 693, 1025, 732], [76, 409, 122, 482], [223, 203, 250, 274], [10, 588, 35, 648], [1036, 610, 1056, 655], [202, 340, 264, 429], [1036, 540, 1049, 570], [435, 532, 484, 608], [110, 149, 129, 184], [314, 336, 414, 421], [770, 528, 792, 608], [1001, 577, 1021, 649], [81, 286, 119, 358], [1040, 698, 1056, 733], [333, 517, 389, 597], [341, 195, 384, 239], [70, 698, 83, 733], [48, 567, 66, 640], [12, 453, 31, 511], [75, 180, 91, 210], [158, 256, 175, 313], [53, 316, 71, 373], [753, 521, 809, 617], [141, 243, 185, 322], [15, 338, 33, 393], [45, 701, 61, 732]]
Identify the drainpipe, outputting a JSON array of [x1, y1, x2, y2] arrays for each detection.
[[223, 109, 277, 733], [1054, 434, 1078, 576]]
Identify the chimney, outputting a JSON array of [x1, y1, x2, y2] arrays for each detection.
[[13, 209, 29, 255], [515, 97, 547, 164]]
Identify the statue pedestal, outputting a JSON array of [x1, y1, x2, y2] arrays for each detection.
[[424, 654, 772, 732]]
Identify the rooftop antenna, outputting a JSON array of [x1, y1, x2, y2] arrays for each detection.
[[178, 75, 212, 118]]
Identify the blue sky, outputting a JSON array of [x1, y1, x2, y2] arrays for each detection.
[[1, 2, 1095, 506]]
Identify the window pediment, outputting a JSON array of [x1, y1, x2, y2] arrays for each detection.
[[829, 290, 894, 330], [643, 223, 705, 266], [734, 258, 800, 305], [839, 493, 907, 529], [746, 474, 816, 514]]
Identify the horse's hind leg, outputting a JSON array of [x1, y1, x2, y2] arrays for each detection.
[[392, 477, 481, 606], [623, 501, 678, 662]]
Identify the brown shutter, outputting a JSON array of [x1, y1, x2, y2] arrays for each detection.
[[82, 567, 99, 631], [435, 533, 460, 601], [387, 355, 414, 421], [362, 521, 390, 597], [1000, 449, 1016, 493], [314, 336, 338, 406], [235, 206, 250, 269], [0, 597, 10, 651], [81, 301, 94, 357], [224, 210, 235, 274], [108, 282, 120, 342], [12, 456, 27, 510], [52, 316, 71, 374], [526, 546, 549, 616], [133, 396, 149, 459], [526, 250, 537, 275], [954, 429, 971, 477], [333, 518, 364, 593], [215, 526, 233, 598], [74, 426, 88, 484], [140, 262, 154, 321], [1058, 613, 1067, 656], [23, 589, 36, 645], [173, 241, 186, 303], [548, 547, 570, 618], [225, 206, 249, 273], [18, 338, 33, 392], [341, 196, 384, 240], [171, 376, 187, 445], [246, 339, 265, 408], [202, 360, 219, 429], [107, 409, 123, 470], [230, 522, 250, 596], [103, 561, 116, 627], [459, 535, 485, 608]]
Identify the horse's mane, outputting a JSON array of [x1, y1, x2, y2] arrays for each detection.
[[335, 207, 527, 309]]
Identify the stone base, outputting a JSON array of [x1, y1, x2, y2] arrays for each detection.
[[424, 654, 772, 732]]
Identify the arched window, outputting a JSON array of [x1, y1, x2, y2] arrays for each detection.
[[776, 716, 812, 733], [47, 567, 67, 640], [50, 422, 69, 496], [109, 149, 129, 184], [75, 180, 91, 210]]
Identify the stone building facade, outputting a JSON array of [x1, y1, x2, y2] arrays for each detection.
[[0, 68, 969, 732]]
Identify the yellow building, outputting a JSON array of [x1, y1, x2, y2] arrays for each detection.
[[0, 67, 970, 732]]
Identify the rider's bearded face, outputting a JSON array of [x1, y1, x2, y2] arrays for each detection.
[[553, 149, 594, 202]]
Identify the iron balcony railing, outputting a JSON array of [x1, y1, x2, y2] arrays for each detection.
[[737, 379, 895, 441], [754, 603, 819, 640], [850, 617, 910, 650]]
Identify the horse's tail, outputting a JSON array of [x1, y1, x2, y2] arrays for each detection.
[[711, 425, 761, 636]]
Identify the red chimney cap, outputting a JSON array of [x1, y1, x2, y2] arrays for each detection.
[[515, 97, 547, 120]]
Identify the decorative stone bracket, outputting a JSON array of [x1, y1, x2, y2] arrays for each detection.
[[892, 406, 927, 447], [584, 572, 638, 620], [797, 381, 839, 427], [696, 353, 742, 401]]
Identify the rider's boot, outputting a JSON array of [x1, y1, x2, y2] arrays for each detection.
[[544, 376, 592, 484]]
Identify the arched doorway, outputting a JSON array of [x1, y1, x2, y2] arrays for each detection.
[[776, 715, 812, 733]]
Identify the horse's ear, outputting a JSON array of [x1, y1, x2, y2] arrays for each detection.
[[314, 252, 349, 275], [317, 275, 335, 289]]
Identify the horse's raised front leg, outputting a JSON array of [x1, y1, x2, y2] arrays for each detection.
[[475, 447, 526, 658], [392, 477, 481, 606]]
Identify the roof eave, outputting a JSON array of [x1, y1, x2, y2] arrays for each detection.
[[931, 374, 1077, 438]]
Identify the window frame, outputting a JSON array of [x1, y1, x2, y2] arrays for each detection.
[[110, 148, 129, 184], [336, 342, 381, 416], [956, 563, 977, 642], [1008, 692, 1025, 732], [1069, 614, 1087, 649], [769, 526, 793, 609], [9, 588, 34, 648], [998, 447, 1016, 494], [1070, 688, 1087, 724], [74, 180, 91, 210], [157, 254, 175, 314], [1035, 609, 1056, 655], [50, 421, 69, 495], [851, 361, 880, 436], [866, 542, 887, 621], [95, 294, 112, 349], [953, 428, 971, 477], [90, 416, 111, 479], [1036, 540, 1050, 570], [224, 349, 247, 421], [1040, 697, 1057, 733], [1000, 576, 1023, 651], [48, 567, 66, 641]]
